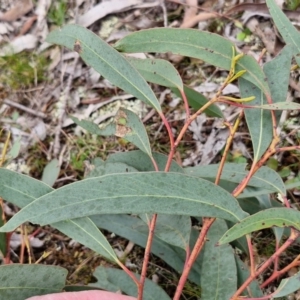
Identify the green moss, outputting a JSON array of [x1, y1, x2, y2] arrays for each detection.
[[258, 239, 276, 257], [68, 134, 118, 177], [48, 0, 67, 26], [0, 52, 49, 90]]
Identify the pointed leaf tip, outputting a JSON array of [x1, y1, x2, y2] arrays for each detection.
[[46, 24, 161, 112]]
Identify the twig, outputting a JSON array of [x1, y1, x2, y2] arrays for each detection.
[[138, 214, 158, 300], [69, 252, 97, 279], [53, 56, 79, 157], [174, 217, 214, 300], [138, 158, 160, 299], [3, 99, 47, 119], [231, 229, 300, 299], [143, 90, 168, 123], [261, 254, 300, 288], [160, 0, 168, 27]]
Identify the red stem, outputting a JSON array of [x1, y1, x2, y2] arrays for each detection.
[[231, 229, 300, 299], [277, 145, 300, 152], [260, 254, 300, 289], [180, 89, 190, 120], [117, 260, 140, 288], [138, 214, 158, 300], [173, 217, 215, 300]]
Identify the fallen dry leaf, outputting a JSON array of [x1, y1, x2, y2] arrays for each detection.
[[246, 18, 276, 54], [78, 0, 150, 27], [225, 3, 300, 22], [0, 34, 37, 56], [0, 0, 33, 22], [169, 0, 217, 62]]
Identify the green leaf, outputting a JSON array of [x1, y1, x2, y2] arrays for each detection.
[[272, 270, 300, 298], [114, 28, 233, 69], [239, 78, 273, 163], [219, 208, 300, 245], [266, 0, 300, 58], [235, 255, 263, 297], [0, 206, 6, 255], [199, 177, 278, 200], [252, 102, 300, 110], [7, 139, 21, 160], [107, 150, 183, 173], [53, 217, 118, 262], [113, 108, 152, 156], [139, 214, 191, 250], [171, 85, 223, 118], [237, 186, 278, 199], [0, 172, 248, 232], [256, 194, 285, 244], [114, 28, 270, 95], [0, 169, 116, 262], [86, 162, 138, 178], [237, 197, 262, 215], [126, 57, 183, 90], [46, 24, 161, 112], [285, 178, 300, 190], [263, 45, 293, 122], [72, 108, 152, 157], [237, 56, 270, 95], [90, 214, 201, 284], [185, 163, 286, 195], [91, 267, 171, 300], [0, 168, 53, 208], [41, 159, 60, 187], [0, 264, 67, 300], [199, 219, 237, 299], [71, 116, 104, 136], [285, 0, 300, 9]]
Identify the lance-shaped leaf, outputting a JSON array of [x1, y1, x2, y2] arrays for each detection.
[[126, 57, 183, 90], [263, 45, 293, 122], [107, 150, 183, 173], [272, 270, 300, 298], [266, 0, 300, 65], [199, 219, 237, 300], [256, 194, 285, 244], [86, 161, 138, 178], [285, 179, 300, 190], [200, 177, 277, 200], [114, 28, 270, 95], [0, 168, 53, 207], [53, 217, 118, 263], [72, 107, 152, 157], [0, 172, 248, 232], [185, 163, 286, 195], [0, 206, 5, 255], [171, 85, 223, 118], [41, 158, 60, 187], [235, 255, 263, 297], [0, 169, 117, 262], [219, 208, 300, 245], [237, 186, 279, 199], [70, 116, 103, 136], [239, 78, 273, 163], [91, 214, 201, 284], [0, 264, 67, 300], [251, 102, 300, 110], [139, 214, 191, 250], [46, 24, 161, 112], [123, 58, 224, 117], [91, 267, 171, 300]]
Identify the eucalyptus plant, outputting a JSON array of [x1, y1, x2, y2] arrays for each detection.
[[1, 0, 300, 299]]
